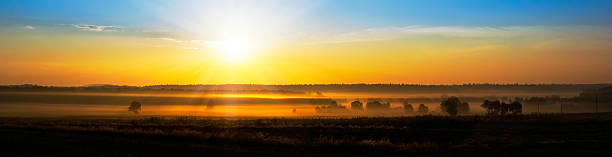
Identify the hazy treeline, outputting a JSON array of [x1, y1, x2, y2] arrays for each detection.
[[512, 86, 612, 105], [0, 84, 608, 94], [0, 84, 304, 94], [316, 85, 612, 115]]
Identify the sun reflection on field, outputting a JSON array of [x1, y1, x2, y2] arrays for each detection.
[[150, 104, 317, 117], [0, 103, 319, 117], [0, 92, 330, 117]]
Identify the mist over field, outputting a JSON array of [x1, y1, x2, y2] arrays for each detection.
[[1, 84, 609, 117]]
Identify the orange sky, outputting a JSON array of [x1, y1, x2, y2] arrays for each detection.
[[2, 1, 612, 86], [2, 26, 612, 86]]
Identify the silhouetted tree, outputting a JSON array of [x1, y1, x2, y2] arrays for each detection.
[[403, 101, 414, 113], [500, 102, 510, 115], [441, 97, 469, 116], [509, 101, 523, 115], [481, 100, 522, 115], [481, 100, 501, 115], [417, 104, 429, 114], [128, 101, 142, 114]]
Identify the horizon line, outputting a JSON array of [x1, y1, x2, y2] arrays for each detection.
[[2, 83, 611, 88]]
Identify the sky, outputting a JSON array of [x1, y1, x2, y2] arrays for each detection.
[[1, 0, 612, 86]]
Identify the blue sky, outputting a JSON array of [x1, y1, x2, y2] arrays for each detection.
[[2, 0, 612, 29], [320, 0, 612, 27]]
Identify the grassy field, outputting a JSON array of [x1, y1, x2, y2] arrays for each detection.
[[1, 113, 611, 156]]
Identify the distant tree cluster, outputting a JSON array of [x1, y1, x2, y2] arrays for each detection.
[[440, 97, 469, 116], [403, 102, 430, 114], [481, 100, 522, 115]]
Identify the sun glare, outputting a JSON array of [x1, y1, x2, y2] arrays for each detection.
[[207, 37, 253, 62]]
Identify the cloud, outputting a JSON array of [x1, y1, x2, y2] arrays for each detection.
[[316, 26, 515, 44], [156, 37, 184, 43], [24, 25, 36, 30], [153, 37, 211, 50], [72, 24, 120, 32], [309, 26, 612, 44]]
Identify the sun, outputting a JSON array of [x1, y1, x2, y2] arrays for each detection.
[[209, 37, 253, 62]]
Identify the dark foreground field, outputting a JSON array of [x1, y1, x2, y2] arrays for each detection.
[[1, 113, 611, 157]]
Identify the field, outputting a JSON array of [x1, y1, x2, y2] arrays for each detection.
[[1, 113, 611, 156], [1, 85, 611, 156]]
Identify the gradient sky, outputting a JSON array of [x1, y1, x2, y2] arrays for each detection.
[[1, 0, 612, 86]]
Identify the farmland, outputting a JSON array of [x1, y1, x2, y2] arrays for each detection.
[[1, 113, 611, 156]]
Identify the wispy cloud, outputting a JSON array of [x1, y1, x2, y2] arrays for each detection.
[[155, 38, 208, 45], [153, 37, 210, 50], [310, 26, 612, 44], [316, 26, 514, 44], [155, 37, 184, 43], [72, 24, 120, 32], [24, 25, 36, 30]]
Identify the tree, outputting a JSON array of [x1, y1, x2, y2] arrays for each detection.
[[128, 101, 142, 114], [509, 101, 523, 115], [482, 100, 492, 115], [481, 100, 502, 115], [500, 102, 510, 115], [481, 100, 522, 115], [417, 104, 429, 114], [403, 101, 414, 113], [440, 97, 469, 116]]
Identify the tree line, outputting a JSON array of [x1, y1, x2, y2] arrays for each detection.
[[438, 96, 523, 116]]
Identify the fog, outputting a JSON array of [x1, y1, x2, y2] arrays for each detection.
[[1, 86, 609, 117]]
